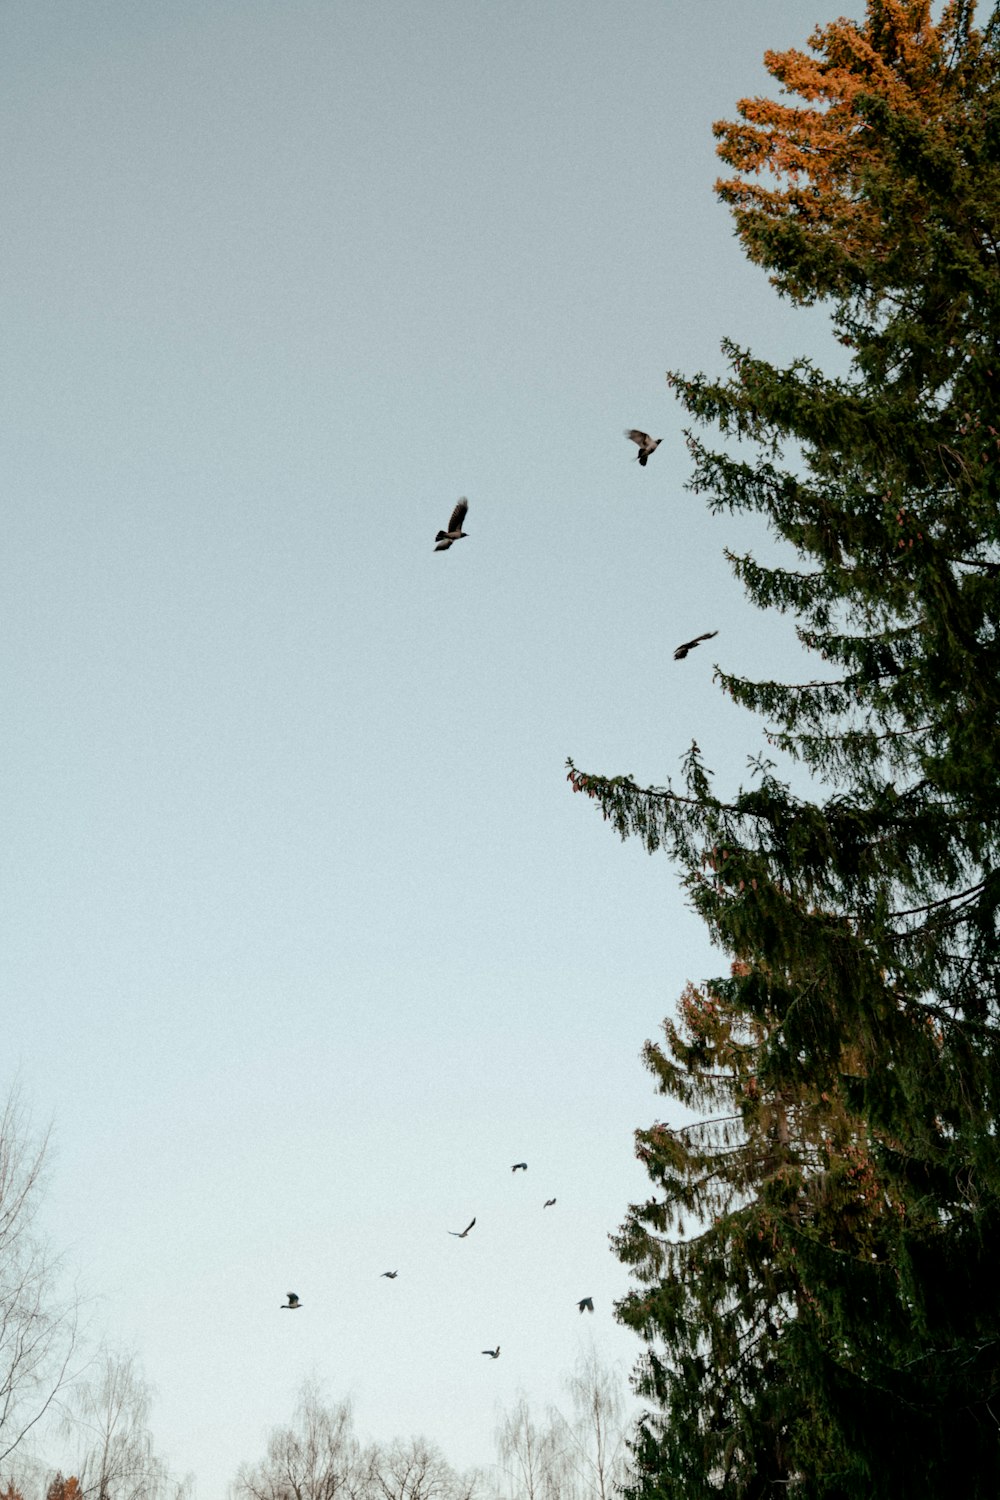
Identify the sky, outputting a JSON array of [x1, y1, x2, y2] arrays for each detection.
[[2, 2, 847, 1494]]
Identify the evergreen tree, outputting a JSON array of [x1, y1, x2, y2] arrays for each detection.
[[570, 3, 1000, 1493]]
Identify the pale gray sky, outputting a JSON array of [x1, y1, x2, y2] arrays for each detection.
[[3, 2, 841, 1493]]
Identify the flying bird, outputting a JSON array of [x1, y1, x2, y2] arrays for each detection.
[[449, 1218, 476, 1238], [380, 1271, 398, 1279], [577, 1298, 594, 1314], [673, 630, 718, 660], [435, 498, 469, 551], [544, 1198, 556, 1208], [482, 1346, 501, 1359], [281, 1293, 302, 1310], [511, 1162, 527, 1173], [625, 429, 662, 466]]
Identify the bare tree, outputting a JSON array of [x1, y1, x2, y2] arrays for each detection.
[[62, 1347, 174, 1500], [547, 1352, 627, 1500], [362, 1437, 479, 1500], [493, 1398, 563, 1500], [0, 1090, 78, 1464], [233, 1382, 361, 1500]]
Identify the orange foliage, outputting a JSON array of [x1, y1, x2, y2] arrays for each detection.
[[45, 1477, 82, 1500], [713, 0, 978, 293]]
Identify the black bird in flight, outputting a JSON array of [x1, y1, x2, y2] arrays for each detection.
[[281, 1293, 302, 1310], [482, 1346, 501, 1359], [674, 630, 718, 660], [625, 429, 662, 466], [380, 1271, 398, 1279], [577, 1297, 594, 1314], [544, 1198, 556, 1208], [511, 1162, 528, 1173], [449, 1217, 476, 1238], [435, 498, 469, 551]]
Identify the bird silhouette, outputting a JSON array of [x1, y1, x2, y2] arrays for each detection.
[[482, 1346, 500, 1359], [435, 498, 469, 551], [544, 1198, 556, 1208], [380, 1271, 398, 1279], [625, 429, 662, 466], [511, 1162, 527, 1173], [577, 1297, 594, 1314], [674, 630, 718, 660], [449, 1217, 476, 1238], [281, 1293, 302, 1309]]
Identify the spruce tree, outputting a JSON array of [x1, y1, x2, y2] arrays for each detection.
[[569, 3, 1000, 1493]]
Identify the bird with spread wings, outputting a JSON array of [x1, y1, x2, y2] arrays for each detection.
[[674, 630, 718, 660], [434, 498, 469, 551], [625, 429, 662, 466]]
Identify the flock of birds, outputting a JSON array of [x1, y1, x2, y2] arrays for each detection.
[[434, 431, 719, 661], [279, 429, 712, 1358], [280, 1163, 595, 1358]]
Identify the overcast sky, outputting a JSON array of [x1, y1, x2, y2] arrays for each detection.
[[3, 2, 845, 1494]]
